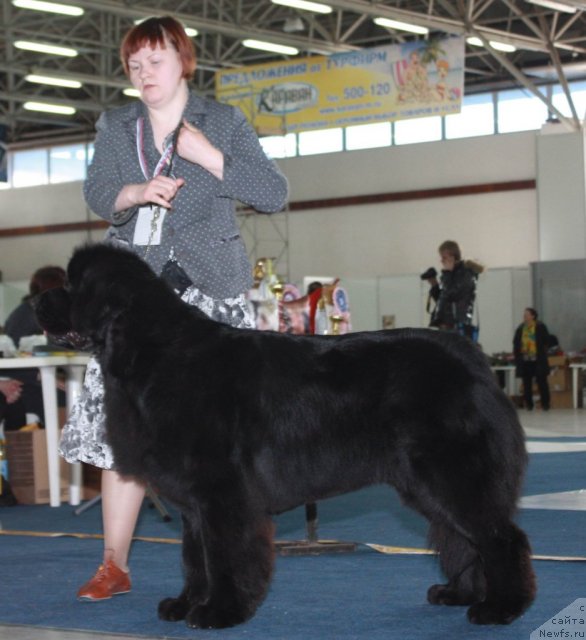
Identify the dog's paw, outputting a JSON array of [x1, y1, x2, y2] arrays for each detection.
[[427, 584, 476, 606], [467, 601, 519, 625], [158, 596, 188, 622], [185, 602, 251, 629]]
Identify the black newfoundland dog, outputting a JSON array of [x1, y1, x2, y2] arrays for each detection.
[[36, 244, 536, 630]]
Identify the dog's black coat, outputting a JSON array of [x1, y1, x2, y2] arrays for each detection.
[[36, 244, 536, 629]]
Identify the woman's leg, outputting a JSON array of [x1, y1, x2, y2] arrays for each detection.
[[101, 469, 146, 571], [535, 374, 551, 411]]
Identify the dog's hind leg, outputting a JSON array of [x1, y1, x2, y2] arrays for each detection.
[[465, 520, 536, 625], [427, 521, 486, 607]]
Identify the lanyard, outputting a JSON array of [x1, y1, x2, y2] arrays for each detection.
[[136, 117, 176, 180]]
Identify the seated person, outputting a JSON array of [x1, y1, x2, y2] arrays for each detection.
[[4, 266, 66, 347], [3, 265, 67, 426], [0, 378, 26, 431]]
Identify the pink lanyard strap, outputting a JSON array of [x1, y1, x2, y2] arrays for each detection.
[[136, 117, 175, 180]]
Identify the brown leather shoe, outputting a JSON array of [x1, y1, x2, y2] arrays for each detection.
[[77, 560, 131, 601]]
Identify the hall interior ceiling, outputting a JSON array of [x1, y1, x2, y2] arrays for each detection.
[[1, 0, 585, 144]]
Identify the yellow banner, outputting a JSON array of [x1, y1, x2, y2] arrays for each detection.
[[216, 36, 464, 136]]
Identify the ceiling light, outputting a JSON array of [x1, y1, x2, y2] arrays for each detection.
[[467, 37, 517, 53], [12, 0, 83, 16], [271, 0, 332, 14], [242, 39, 299, 55], [283, 16, 305, 32], [23, 101, 76, 115], [14, 40, 78, 57], [524, 0, 578, 12], [373, 17, 429, 35], [123, 87, 141, 98], [25, 74, 82, 88]]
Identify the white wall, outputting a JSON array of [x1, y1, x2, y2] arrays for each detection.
[[0, 129, 542, 352], [537, 128, 586, 261]]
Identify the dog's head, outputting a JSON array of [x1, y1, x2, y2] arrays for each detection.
[[35, 244, 160, 351]]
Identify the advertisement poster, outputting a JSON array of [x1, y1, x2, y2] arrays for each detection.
[[215, 36, 464, 135]]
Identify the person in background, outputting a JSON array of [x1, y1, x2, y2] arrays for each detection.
[[61, 16, 288, 602], [513, 307, 551, 411], [0, 378, 25, 431], [419, 266, 439, 327], [4, 266, 66, 348], [429, 240, 484, 340], [2, 266, 66, 427]]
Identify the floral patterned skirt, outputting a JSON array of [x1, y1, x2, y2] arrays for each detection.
[[59, 286, 254, 469]]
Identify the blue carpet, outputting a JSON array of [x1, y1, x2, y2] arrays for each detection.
[[0, 448, 585, 639]]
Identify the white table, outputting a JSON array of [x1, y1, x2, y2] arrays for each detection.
[[570, 363, 586, 409], [490, 365, 517, 397], [0, 354, 90, 507]]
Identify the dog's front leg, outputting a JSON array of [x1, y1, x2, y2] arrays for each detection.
[[182, 485, 275, 629], [158, 511, 209, 622]]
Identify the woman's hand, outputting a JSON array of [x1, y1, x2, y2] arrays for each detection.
[[114, 176, 185, 212], [0, 379, 23, 404], [135, 175, 185, 209], [176, 119, 224, 180]]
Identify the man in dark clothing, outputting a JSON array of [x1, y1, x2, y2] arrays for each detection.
[[427, 240, 484, 340]]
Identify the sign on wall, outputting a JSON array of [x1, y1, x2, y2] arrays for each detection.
[[215, 36, 464, 136]]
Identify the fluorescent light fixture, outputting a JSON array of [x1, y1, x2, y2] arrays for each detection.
[[467, 36, 517, 53], [23, 101, 76, 115], [373, 17, 429, 35], [123, 87, 141, 98], [12, 0, 83, 16], [14, 40, 78, 57], [25, 73, 82, 88], [525, 0, 577, 12], [242, 39, 299, 55], [271, 0, 332, 14]]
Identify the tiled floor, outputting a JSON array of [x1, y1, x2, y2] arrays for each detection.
[[1, 408, 585, 640]]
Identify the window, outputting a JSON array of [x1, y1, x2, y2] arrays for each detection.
[[49, 143, 89, 183], [260, 133, 297, 159], [12, 148, 48, 188], [445, 93, 495, 139], [345, 121, 391, 150], [394, 116, 442, 145], [298, 128, 343, 156], [497, 89, 548, 133], [551, 81, 586, 122]]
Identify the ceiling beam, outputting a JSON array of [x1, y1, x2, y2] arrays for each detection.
[[62, 0, 358, 54], [326, 0, 586, 54]]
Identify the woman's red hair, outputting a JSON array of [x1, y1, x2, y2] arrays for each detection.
[[120, 16, 196, 80]]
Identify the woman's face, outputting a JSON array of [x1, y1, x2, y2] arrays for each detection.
[[439, 251, 456, 271], [523, 309, 535, 325], [127, 40, 185, 107]]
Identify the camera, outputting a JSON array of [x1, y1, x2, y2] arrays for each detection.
[[420, 267, 437, 281]]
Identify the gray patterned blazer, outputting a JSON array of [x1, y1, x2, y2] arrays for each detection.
[[83, 92, 289, 299]]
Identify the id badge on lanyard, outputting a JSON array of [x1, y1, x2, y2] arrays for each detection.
[[133, 117, 174, 248]]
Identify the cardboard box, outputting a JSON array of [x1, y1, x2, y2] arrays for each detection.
[[548, 366, 570, 392], [4, 430, 100, 505], [548, 355, 568, 367], [5, 430, 69, 504], [549, 390, 573, 409]]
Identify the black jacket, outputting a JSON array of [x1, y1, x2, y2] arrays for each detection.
[[431, 261, 479, 329], [513, 321, 551, 378]]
